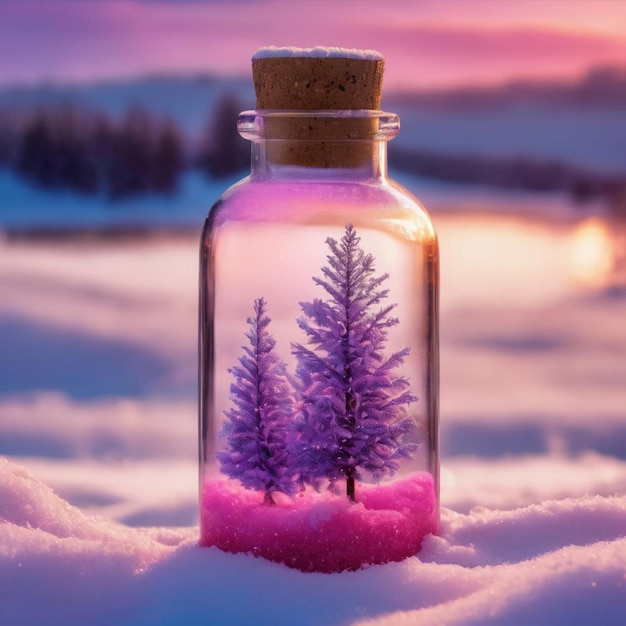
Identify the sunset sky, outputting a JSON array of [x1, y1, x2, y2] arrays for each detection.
[[0, 0, 625, 91]]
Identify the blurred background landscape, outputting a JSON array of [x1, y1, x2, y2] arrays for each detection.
[[0, 0, 625, 526]]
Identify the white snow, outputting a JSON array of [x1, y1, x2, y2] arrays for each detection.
[[252, 46, 384, 61], [1, 458, 624, 625], [0, 169, 235, 231], [0, 171, 625, 623]]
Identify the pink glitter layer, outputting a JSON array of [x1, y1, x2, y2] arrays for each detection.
[[200, 472, 438, 573]]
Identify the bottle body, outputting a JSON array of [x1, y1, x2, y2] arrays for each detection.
[[199, 112, 439, 572]]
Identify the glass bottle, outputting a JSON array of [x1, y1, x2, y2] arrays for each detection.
[[199, 56, 439, 573]]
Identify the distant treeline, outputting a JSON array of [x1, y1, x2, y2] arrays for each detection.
[[389, 66, 626, 111], [389, 149, 626, 207], [0, 93, 248, 199], [1, 91, 624, 207]]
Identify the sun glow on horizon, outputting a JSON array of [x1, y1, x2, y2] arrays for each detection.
[[570, 217, 615, 289]]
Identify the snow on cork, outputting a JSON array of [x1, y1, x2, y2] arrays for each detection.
[[253, 46, 384, 60]]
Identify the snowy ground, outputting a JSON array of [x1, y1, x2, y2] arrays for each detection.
[[0, 174, 625, 624]]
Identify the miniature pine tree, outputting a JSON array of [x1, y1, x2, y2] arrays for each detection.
[[292, 224, 417, 501], [218, 297, 295, 504]]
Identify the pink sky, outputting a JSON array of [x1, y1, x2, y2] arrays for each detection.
[[0, 0, 624, 90]]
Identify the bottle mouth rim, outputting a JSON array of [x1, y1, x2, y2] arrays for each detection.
[[238, 110, 400, 141]]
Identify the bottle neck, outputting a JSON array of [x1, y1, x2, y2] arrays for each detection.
[[238, 110, 399, 181], [251, 139, 389, 180]]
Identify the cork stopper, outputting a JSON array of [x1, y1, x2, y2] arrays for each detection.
[[251, 47, 385, 167], [253, 47, 384, 110]]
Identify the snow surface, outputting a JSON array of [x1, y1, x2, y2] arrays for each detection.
[[252, 46, 384, 61], [0, 173, 625, 623], [1, 459, 625, 625]]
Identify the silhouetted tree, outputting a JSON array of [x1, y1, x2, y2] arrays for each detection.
[[15, 106, 101, 194], [151, 121, 183, 194], [16, 110, 56, 187], [106, 107, 153, 199], [105, 107, 184, 199], [197, 93, 248, 178], [0, 110, 19, 167]]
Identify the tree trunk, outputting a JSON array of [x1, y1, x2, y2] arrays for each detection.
[[345, 378, 357, 503], [346, 470, 356, 503]]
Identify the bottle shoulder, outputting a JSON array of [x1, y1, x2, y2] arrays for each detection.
[[204, 174, 437, 244]]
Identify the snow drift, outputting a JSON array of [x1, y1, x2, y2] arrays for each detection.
[[1, 458, 625, 626]]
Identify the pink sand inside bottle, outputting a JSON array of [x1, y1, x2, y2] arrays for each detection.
[[200, 472, 437, 573]]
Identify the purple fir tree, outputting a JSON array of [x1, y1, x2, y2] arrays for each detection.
[[292, 225, 417, 501], [218, 297, 296, 504]]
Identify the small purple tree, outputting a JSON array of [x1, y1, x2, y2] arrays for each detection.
[[292, 225, 417, 501], [218, 298, 295, 504]]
